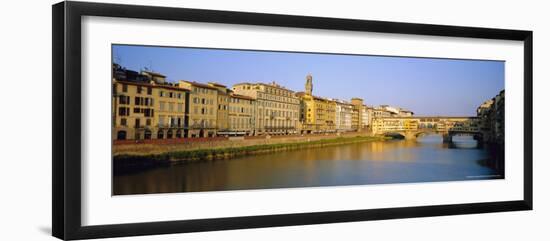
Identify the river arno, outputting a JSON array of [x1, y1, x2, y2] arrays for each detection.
[[113, 135, 504, 195]]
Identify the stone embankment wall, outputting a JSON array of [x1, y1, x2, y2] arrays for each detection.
[[113, 132, 372, 156]]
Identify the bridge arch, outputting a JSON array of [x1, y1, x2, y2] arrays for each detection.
[[383, 132, 406, 139]]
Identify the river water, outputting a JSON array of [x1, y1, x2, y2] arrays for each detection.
[[113, 135, 504, 195]]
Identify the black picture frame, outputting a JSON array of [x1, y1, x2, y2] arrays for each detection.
[[52, 1, 533, 240]]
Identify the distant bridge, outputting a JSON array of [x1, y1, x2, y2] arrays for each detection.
[[371, 116, 482, 143]]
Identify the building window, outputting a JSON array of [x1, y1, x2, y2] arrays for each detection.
[[120, 118, 127, 126], [159, 91, 165, 97], [144, 109, 153, 117], [168, 103, 174, 112], [118, 95, 129, 104], [147, 87, 152, 95], [146, 119, 151, 126], [122, 84, 128, 92], [169, 92, 173, 98], [137, 86, 142, 94], [118, 107, 129, 116]]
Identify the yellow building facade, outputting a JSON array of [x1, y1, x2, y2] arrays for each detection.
[[112, 79, 189, 140], [298, 75, 337, 133], [232, 82, 300, 135], [228, 93, 256, 135], [178, 81, 219, 137], [300, 94, 337, 133], [371, 118, 419, 134], [208, 82, 230, 132]]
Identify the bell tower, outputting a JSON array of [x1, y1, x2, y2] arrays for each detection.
[[305, 74, 313, 95]]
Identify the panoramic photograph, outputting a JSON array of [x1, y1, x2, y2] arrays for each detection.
[[111, 44, 505, 195]]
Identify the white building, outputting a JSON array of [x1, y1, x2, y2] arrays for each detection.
[[333, 100, 353, 132]]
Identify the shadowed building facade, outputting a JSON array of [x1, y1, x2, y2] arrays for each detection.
[[351, 98, 364, 131], [477, 90, 504, 144]]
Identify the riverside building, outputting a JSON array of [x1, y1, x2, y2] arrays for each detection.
[[228, 93, 256, 135], [178, 80, 219, 137], [297, 75, 337, 134], [351, 98, 364, 131], [112, 63, 418, 141], [207, 82, 231, 133], [232, 82, 300, 135], [334, 100, 354, 132], [112, 64, 190, 140]]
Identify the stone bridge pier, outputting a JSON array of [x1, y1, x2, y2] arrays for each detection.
[[403, 132, 417, 140], [442, 133, 453, 143]]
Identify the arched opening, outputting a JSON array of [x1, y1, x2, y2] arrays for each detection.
[[157, 130, 164, 139], [176, 129, 182, 138], [167, 129, 173, 139], [116, 130, 127, 140], [427, 123, 433, 129], [144, 129, 152, 139], [384, 132, 405, 139], [419, 123, 426, 129], [199, 129, 205, 138]]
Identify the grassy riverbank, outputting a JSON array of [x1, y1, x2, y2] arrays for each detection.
[[114, 135, 387, 169]]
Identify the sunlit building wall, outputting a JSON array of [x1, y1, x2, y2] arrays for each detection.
[[179, 81, 219, 137], [232, 82, 300, 135]]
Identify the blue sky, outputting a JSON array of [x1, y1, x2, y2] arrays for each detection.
[[113, 44, 504, 116]]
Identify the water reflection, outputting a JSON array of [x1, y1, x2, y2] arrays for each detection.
[[113, 134, 503, 195]]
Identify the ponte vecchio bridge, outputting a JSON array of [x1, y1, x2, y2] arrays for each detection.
[[371, 116, 482, 143]]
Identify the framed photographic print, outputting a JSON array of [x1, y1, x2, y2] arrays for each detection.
[[52, 1, 533, 240]]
